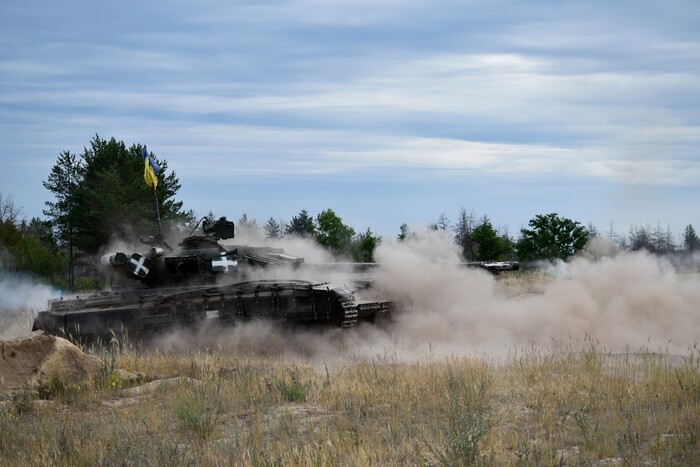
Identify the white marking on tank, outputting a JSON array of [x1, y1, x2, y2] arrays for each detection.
[[129, 255, 150, 277], [211, 254, 238, 272]]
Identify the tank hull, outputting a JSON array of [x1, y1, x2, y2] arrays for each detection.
[[33, 280, 392, 342]]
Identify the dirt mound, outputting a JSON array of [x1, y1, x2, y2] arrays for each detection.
[[0, 331, 100, 391]]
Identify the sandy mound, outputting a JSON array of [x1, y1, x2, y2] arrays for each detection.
[[0, 331, 100, 391]]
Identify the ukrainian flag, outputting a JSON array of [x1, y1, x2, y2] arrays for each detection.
[[142, 146, 160, 188]]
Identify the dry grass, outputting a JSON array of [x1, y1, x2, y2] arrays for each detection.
[[1, 339, 698, 466]]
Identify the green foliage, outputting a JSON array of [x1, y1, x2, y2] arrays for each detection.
[[472, 218, 510, 261], [174, 381, 223, 441], [315, 209, 355, 257], [0, 216, 68, 287], [683, 224, 699, 252], [432, 363, 491, 466], [397, 223, 410, 241], [516, 213, 588, 262], [273, 366, 313, 403], [285, 209, 316, 237], [26, 217, 56, 248], [43, 152, 82, 237], [351, 228, 381, 262]]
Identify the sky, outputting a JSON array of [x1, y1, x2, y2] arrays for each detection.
[[1, 0, 699, 239]]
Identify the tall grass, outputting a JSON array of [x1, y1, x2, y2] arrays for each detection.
[[1, 340, 698, 465]]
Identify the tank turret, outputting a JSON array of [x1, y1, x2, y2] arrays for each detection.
[[99, 217, 305, 287]]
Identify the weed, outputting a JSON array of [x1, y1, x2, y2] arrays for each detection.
[[273, 365, 313, 403], [174, 379, 223, 441], [430, 361, 491, 466], [8, 388, 34, 415]]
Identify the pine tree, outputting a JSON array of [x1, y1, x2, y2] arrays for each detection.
[[263, 217, 282, 238], [684, 224, 699, 252], [398, 223, 410, 241], [285, 209, 316, 237], [472, 217, 508, 261], [237, 213, 261, 237], [43, 150, 83, 286]]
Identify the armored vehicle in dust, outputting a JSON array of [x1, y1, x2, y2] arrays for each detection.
[[32, 217, 393, 341]]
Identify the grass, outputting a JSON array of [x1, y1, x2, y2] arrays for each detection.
[[0, 342, 698, 466]]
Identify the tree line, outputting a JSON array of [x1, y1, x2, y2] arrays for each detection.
[[1, 135, 699, 290], [229, 209, 380, 263]]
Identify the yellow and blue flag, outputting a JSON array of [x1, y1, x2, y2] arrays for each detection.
[[142, 146, 160, 188]]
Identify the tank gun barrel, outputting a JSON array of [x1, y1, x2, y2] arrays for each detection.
[[101, 252, 129, 267]]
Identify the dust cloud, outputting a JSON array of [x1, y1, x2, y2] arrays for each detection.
[[370, 230, 700, 357], [3, 226, 699, 360], [149, 229, 700, 360], [0, 271, 59, 340]]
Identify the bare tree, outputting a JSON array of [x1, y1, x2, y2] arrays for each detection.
[[453, 207, 476, 260], [436, 213, 450, 232], [0, 193, 23, 225]]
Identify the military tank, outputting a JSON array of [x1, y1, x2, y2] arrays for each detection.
[[32, 217, 393, 341]]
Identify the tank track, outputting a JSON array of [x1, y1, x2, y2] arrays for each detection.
[[339, 299, 358, 328]]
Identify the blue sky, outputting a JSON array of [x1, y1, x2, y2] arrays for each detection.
[[1, 0, 699, 239]]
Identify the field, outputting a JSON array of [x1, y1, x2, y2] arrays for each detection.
[[1, 270, 699, 466]]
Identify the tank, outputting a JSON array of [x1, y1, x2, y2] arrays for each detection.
[[32, 217, 393, 341]]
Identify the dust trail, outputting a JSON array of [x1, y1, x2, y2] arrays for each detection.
[[151, 229, 700, 360], [0, 271, 59, 339], [370, 230, 700, 357]]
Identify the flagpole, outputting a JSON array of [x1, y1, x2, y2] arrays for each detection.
[[153, 186, 162, 234], [143, 145, 162, 235]]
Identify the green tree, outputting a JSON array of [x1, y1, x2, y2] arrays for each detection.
[[472, 218, 509, 261], [351, 228, 381, 262], [397, 223, 411, 241], [0, 196, 67, 287], [26, 217, 55, 248], [285, 209, 316, 237], [43, 150, 83, 286], [684, 224, 699, 252], [316, 209, 355, 257], [516, 213, 588, 262], [70, 135, 187, 254], [263, 217, 282, 238]]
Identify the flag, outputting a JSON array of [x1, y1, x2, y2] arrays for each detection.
[[142, 146, 160, 188]]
